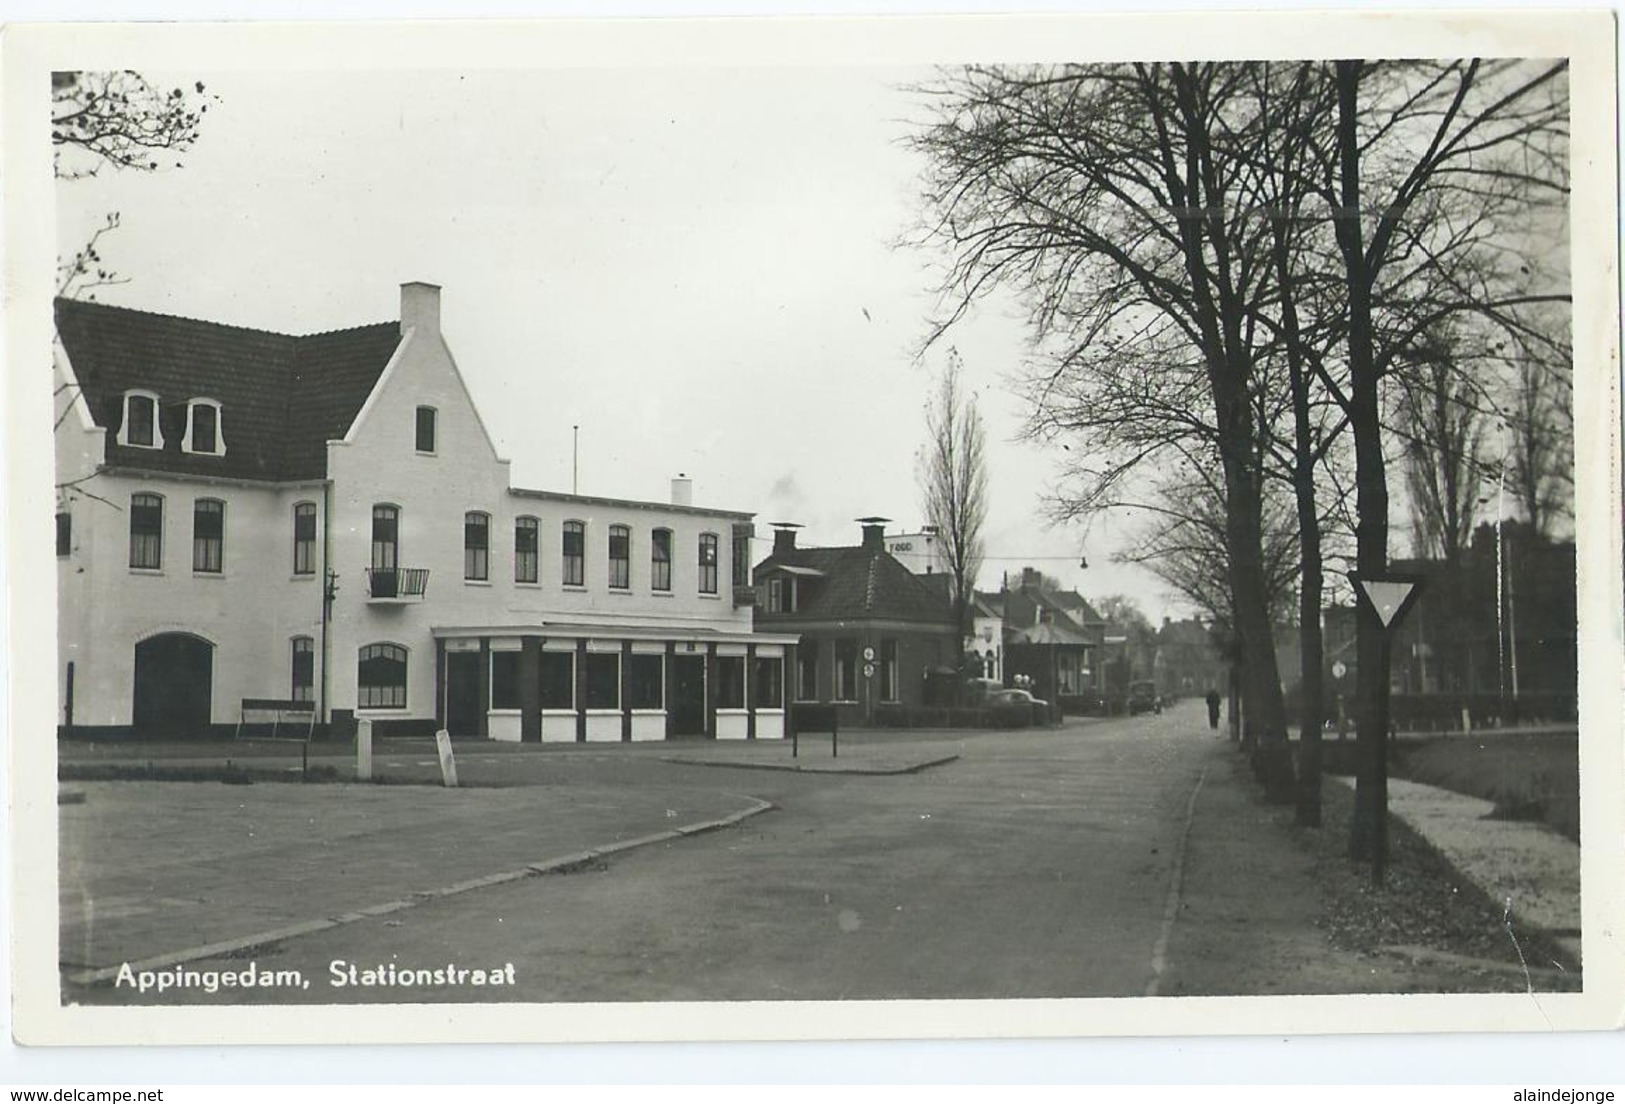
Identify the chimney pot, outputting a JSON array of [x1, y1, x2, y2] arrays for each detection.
[[857, 516, 890, 552], [771, 522, 801, 555], [400, 281, 442, 336]]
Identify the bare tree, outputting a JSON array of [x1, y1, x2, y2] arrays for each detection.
[[54, 70, 217, 506], [919, 350, 990, 688], [1400, 347, 1488, 569], [1315, 58, 1568, 872], [909, 63, 1299, 799], [53, 71, 213, 180], [54, 71, 216, 297], [1503, 347, 1573, 540]]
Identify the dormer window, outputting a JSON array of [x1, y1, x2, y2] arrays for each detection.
[[118, 390, 162, 449], [183, 398, 225, 456]]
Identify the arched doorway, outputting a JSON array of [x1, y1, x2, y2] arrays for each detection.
[[133, 633, 214, 737]]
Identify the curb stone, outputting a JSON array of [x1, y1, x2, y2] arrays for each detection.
[[63, 797, 776, 988], [659, 754, 960, 776]]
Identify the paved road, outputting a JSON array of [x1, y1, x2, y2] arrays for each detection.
[[67, 708, 1218, 1005]]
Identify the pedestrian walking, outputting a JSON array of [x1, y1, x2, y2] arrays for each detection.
[[1204, 688, 1221, 731]]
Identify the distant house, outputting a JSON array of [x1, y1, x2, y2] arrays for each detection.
[[999, 568, 1106, 705], [967, 591, 1005, 681], [1152, 617, 1227, 699], [752, 519, 957, 725]]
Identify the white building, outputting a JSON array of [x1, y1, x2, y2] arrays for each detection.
[[883, 526, 947, 576], [54, 282, 795, 743]]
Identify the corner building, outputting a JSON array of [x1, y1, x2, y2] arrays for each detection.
[[54, 282, 796, 742]]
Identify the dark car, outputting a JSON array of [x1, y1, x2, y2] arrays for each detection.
[[1127, 680, 1161, 716], [988, 688, 1050, 725]]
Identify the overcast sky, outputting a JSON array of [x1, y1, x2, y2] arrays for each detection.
[[56, 66, 1182, 618]]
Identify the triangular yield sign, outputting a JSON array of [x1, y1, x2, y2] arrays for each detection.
[[1357, 579, 1416, 629]]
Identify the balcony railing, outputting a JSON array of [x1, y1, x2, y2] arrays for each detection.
[[366, 567, 430, 602], [732, 584, 757, 608]]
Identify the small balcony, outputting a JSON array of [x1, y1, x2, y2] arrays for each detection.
[[366, 567, 430, 603], [732, 584, 757, 609]]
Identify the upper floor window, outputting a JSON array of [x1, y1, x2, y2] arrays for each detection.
[[608, 525, 631, 589], [766, 575, 793, 613], [56, 511, 71, 557], [562, 520, 585, 587], [514, 516, 539, 584], [292, 502, 317, 575], [193, 498, 224, 573], [357, 643, 408, 709], [464, 511, 490, 581], [129, 492, 163, 569], [183, 398, 225, 456], [415, 406, 437, 453], [650, 528, 672, 592], [371, 505, 399, 570], [698, 533, 719, 594], [118, 391, 161, 449]]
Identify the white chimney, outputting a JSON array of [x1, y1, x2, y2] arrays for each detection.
[[400, 281, 441, 335], [671, 474, 693, 507]]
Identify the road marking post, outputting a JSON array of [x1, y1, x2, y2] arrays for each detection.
[[435, 728, 459, 788], [356, 718, 372, 782]]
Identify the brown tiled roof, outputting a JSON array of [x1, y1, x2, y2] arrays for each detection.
[[755, 546, 952, 624], [56, 297, 400, 482]]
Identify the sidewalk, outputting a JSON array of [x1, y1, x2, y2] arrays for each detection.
[[1379, 776, 1581, 962], [1165, 738, 1582, 994]]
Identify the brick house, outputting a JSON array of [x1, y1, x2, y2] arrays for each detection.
[[751, 520, 958, 725]]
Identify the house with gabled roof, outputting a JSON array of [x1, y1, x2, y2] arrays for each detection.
[[54, 282, 796, 743], [999, 567, 1107, 705], [751, 519, 957, 724]]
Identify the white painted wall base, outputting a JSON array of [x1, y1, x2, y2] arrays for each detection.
[[584, 712, 621, 742], [487, 711, 522, 743], [541, 711, 576, 742], [716, 711, 749, 740]]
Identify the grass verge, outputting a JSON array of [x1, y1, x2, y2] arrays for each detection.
[[1310, 777, 1580, 990]]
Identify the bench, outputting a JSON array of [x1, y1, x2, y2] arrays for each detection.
[[234, 698, 317, 742]]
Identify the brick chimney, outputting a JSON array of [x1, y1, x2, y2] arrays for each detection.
[[401, 281, 441, 335], [771, 522, 801, 555], [857, 516, 891, 552]]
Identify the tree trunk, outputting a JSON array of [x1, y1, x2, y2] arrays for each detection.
[[1272, 213, 1325, 828], [1334, 60, 1393, 871], [1220, 432, 1294, 801]]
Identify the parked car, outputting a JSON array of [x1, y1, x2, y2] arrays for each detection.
[[988, 687, 1050, 726], [1128, 680, 1162, 716]]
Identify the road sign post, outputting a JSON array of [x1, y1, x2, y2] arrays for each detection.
[[1348, 572, 1425, 885]]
